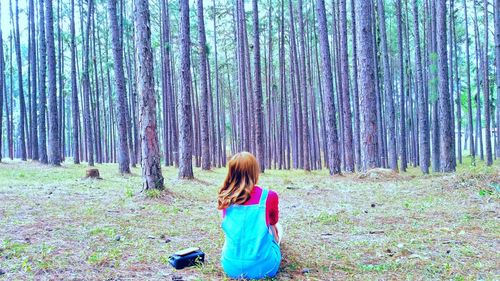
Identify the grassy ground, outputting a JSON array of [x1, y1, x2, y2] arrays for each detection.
[[0, 158, 499, 280]]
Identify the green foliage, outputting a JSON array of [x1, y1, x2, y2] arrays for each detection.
[[316, 211, 352, 225], [478, 189, 493, 197], [1, 239, 29, 259], [358, 262, 399, 272], [87, 248, 122, 266], [145, 188, 162, 199], [89, 226, 117, 238], [125, 186, 134, 198]]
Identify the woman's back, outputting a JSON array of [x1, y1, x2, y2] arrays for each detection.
[[221, 188, 281, 279], [217, 152, 281, 279]]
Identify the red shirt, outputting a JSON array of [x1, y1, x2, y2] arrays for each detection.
[[222, 186, 279, 226]]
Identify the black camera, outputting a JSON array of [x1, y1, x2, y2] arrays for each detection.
[[168, 247, 205, 270]]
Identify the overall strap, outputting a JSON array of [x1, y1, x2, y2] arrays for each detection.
[[259, 188, 269, 206]]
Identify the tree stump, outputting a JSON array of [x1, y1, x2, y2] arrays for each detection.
[[86, 168, 102, 179]]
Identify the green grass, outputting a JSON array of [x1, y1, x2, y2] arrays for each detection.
[[0, 158, 499, 280]]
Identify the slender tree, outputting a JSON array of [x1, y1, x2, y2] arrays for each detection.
[[197, 0, 210, 170], [82, 0, 94, 166], [13, 0, 27, 160], [316, 0, 341, 174], [483, 0, 492, 165], [38, 0, 48, 163], [355, 0, 379, 171], [463, 0, 475, 159], [377, 0, 398, 171], [253, 0, 265, 172], [412, 0, 429, 173], [135, 0, 165, 188], [396, 0, 407, 172], [46, 0, 60, 165], [495, 0, 500, 157], [178, 0, 194, 179], [0, 1, 3, 162], [29, 0, 38, 160], [70, 0, 80, 164], [109, 0, 131, 174], [350, 0, 361, 169], [339, 0, 354, 172], [297, 0, 310, 171], [437, 0, 455, 172]]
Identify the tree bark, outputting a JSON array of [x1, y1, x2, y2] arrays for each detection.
[[197, 0, 210, 170], [495, 0, 500, 157], [0, 1, 3, 161], [82, 0, 94, 166], [109, 0, 131, 174], [355, 0, 379, 171], [252, 0, 265, 172], [350, 0, 361, 170], [338, 0, 354, 172], [377, 0, 398, 171], [70, 0, 80, 164], [437, 0, 455, 172], [45, 0, 60, 165], [38, 0, 48, 163], [396, 0, 407, 172], [178, 0, 194, 179], [315, 0, 341, 175], [134, 0, 165, 188], [412, 0, 429, 173], [13, 0, 27, 160], [463, 0, 475, 159], [483, 0, 492, 165], [29, 0, 38, 160]]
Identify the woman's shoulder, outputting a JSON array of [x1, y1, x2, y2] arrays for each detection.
[[255, 186, 279, 200]]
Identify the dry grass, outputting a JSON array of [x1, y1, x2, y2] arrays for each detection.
[[0, 157, 499, 280]]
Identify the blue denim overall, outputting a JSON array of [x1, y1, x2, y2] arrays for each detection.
[[221, 189, 281, 279]]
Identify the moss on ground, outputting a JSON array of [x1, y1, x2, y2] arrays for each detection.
[[0, 158, 498, 280]]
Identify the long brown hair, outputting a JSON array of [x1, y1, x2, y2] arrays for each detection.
[[218, 152, 260, 210]]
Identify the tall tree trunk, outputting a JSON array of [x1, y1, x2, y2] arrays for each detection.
[[412, 0, 429, 173], [437, 0, 455, 172], [13, 0, 27, 160], [338, 0, 354, 172], [109, 0, 131, 174], [38, 0, 48, 163], [178, 0, 194, 179], [315, 0, 341, 175], [355, 0, 379, 171], [252, 0, 265, 172], [473, 2, 484, 161], [297, 0, 310, 171], [483, 0, 492, 165], [452, 5, 461, 164], [463, 0, 475, 159], [70, 0, 80, 164], [396, 0, 407, 172], [57, 0, 64, 161], [135, 0, 165, 188], [46, 0, 60, 165], [0, 1, 3, 161], [197, 0, 210, 170], [29, 0, 38, 160], [350, 0, 361, 170], [82, 0, 94, 166], [377, 0, 398, 171], [495, 0, 500, 157], [213, 0, 223, 167]]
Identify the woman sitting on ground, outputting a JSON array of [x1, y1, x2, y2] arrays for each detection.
[[218, 152, 282, 279]]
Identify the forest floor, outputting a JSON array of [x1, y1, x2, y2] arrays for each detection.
[[0, 158, 499, 281]]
